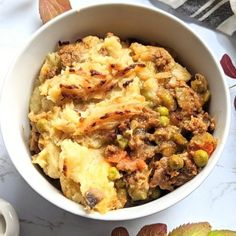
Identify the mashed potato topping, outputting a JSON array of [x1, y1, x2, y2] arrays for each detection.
[[29, 33, 216, 213]]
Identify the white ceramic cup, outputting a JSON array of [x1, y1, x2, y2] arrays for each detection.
[[0, 199, 19, 236]]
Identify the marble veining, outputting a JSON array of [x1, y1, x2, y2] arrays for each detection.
[[216, 163, 236, 173], [0, 156, 16, 182], [20, 217, 64, 231], [211, 181, 236, 202]]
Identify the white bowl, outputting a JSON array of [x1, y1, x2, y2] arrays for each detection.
[[0, 3, 230, 220]]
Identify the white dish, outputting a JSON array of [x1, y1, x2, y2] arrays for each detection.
[[0, 3, 230, 220], [0, 199, 19, 236]]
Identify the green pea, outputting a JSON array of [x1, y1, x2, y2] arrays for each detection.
[[159, 116, 170, 126], [193, 150, 209, 167], [172, 133, 188, 146], [129, 189, 148, 201], [151, 188, 161, 199], [108, 167, 121, 181], [116, 135, 128, 149], [156, 106, 169, 116], [115, 179, 126, 188], [168, 154, 184, 170]]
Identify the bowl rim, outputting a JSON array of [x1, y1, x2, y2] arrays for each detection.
[[0, 2, 231, 221]]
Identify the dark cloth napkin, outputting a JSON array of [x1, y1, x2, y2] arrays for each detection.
[[151, 0, 236, 35]]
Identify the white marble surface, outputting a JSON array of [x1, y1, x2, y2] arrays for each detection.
[[0, 0, 236, 235]]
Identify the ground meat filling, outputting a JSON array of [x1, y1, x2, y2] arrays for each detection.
[[104, 105, 215, 196], [149, 154, 198, 191]]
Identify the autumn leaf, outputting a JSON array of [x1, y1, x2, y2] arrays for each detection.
[[208, 230, 236, 235], [39, 0, 72, 24], [168, 222, 211, 236], [111, 222, 236, 236], [111, 227, 129, 236], [220, 54, 236, 79], [137, 223, 167, 236]]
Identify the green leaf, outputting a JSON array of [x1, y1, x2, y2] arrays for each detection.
[[208, 230, 236, 236], [137, 223, 167, 236], [168, 222, 211, 236]]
